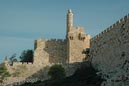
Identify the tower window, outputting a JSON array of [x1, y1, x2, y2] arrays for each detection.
[[69, 36, 73, 40], [121, 52, 125, 57]]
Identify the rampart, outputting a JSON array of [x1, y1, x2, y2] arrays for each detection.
[[4, 61, 33, 67], [91, 14, 129, 42], [90, 14, 129, 85], [1, 9, 91, 85], [34, 38, 67, 65]]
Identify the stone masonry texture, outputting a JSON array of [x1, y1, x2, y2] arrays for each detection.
[[91, 14, 129, 86], [1, 9, 90, 85], [3, 9, 129, 86]]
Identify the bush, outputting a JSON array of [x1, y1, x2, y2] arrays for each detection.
[[48, 64, 66, 80], [0, 66, 11, 83]]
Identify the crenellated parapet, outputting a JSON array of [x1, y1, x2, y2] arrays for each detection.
[[67, 26, 88, 41], [34, 9, 90, 65], [91, 14, 129, 86], [34, 38, 66, 50], [3, 9, 91, 85], [91, 13, 129, 42], [4, 61, 33, 69], [35, 38, 66, 43], [47, 39, 66, 43]]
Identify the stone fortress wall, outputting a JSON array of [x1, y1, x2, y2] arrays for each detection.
[[4, 61, 83, 85], [1, 9, 90, 85], [3, 61, 38, 85], [34, 38, 67, 65], [91, 14, 129, 85], [4, 10, 128, 86], [91, 14, 129, 66], [33, 9, 90, 65]]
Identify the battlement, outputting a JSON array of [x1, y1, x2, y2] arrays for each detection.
[[76, 26, 84, 31], [70, 26, 84, 32], [34, 9, 90, 65], [35, 38, 66, 43], [47, 39, 66, 43], [5, 61, 33, 67], [91, 14, 129, 42], [91, 14, 129, 85], [34, 38, 66, 50], [34, 38, 67, 64], [67, 26, 88, 41], [13, 62, 33, 66]]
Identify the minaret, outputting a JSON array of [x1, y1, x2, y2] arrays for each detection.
[[67, 9, 73, 33]]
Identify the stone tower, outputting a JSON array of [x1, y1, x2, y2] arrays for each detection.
[[33, 9, 90, 65], [66, 9, 90, 63], [67, 9, 73, 33]]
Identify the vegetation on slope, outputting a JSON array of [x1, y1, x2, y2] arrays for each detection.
[[0, 66, 10, 83], [20, 62, 104, 86], [48, 64, 66, 80]]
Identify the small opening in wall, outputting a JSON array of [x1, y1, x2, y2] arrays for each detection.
[[121, 24, 125, 30], [46, 46, 48, 48], [121, 52, 125, 57], [70, 36, 73, 40], [79, 37, 85, 40], [83, 37, 85, 40]]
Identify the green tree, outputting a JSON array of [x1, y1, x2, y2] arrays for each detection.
[[19, 49, 33, 62], [48, 64, 66, 80], [9, 54, 17, 66], [82, 48, 90, 61], [9, 53, 17, 62]]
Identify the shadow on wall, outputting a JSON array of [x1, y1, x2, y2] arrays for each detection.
[[44, 39, 68, 64], [9, 62, 84, 85], [25, 65, 50, 81]]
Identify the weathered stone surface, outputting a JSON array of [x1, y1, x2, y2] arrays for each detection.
[[66, 10, 90, 63], [34, 9, 90, 64], [1, 9, 90, 86], [91, 14, 129, 86], [34, 39, 67, 64]]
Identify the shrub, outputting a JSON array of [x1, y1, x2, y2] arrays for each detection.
[[0, 66, 10, 83], [48, 64, 66, 80]]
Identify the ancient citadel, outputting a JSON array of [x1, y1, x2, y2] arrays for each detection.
[[34, 9, 90, 65], [2, 9, 129, 86]]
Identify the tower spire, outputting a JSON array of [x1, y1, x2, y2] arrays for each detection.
[[67, 9, 73, 33], [68, 9, 72, 13]]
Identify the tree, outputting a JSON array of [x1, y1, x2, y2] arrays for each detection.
[[9, 53, 17, 62], [82, 48, 90, 61], [19, 49, 33, 62], [48, 64, 66, 80]]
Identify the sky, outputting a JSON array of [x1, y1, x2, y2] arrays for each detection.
[[0, 0, 129, 63]]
